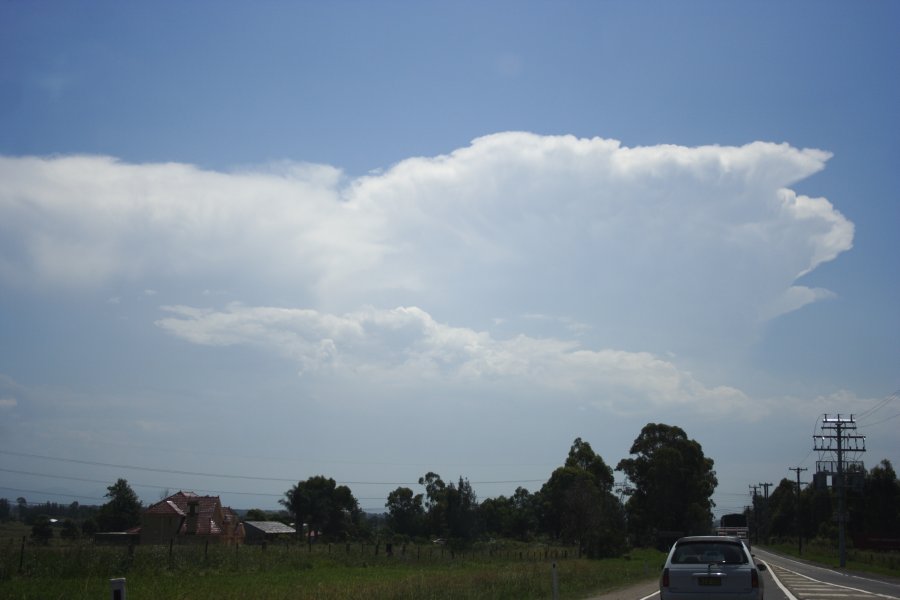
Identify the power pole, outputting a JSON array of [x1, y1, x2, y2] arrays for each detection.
[[789, 467, 807, 555], [748, 485, 760, 545], [813, 414, 866, 568], [757, 482, 772, 543]]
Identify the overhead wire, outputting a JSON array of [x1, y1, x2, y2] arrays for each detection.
[[0, 449, 546, 487], [855, 389, 899, 421]]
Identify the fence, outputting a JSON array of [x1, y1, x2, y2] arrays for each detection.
[[1, 535, 580, 581]]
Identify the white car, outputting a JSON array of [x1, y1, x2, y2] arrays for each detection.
[[660, 536, 765, 600]]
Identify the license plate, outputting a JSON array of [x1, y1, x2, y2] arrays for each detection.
[[698, 577, 721, 586]]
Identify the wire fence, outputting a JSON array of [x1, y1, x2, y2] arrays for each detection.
[[1, 535, 582, 581]]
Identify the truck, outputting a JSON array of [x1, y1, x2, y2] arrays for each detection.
[[717, 513, 750, 548]]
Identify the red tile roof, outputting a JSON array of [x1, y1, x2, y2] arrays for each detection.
[[145, 491, 233, 537]]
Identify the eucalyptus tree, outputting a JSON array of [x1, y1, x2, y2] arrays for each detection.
[[616, 423, 717, 545]]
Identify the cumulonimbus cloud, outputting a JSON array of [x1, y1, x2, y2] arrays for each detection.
[[0, 133, 854, 416]]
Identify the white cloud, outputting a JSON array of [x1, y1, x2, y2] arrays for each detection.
[[156, 303, 755, 418], [0, 397, 17, 409], [0, 133, 854, 418]]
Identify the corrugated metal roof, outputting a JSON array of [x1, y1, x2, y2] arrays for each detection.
[[244, 521, 296, 535]]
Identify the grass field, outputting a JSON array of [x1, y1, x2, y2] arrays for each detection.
[[0, 525, 665, 600], [763, 539, 900, 580]]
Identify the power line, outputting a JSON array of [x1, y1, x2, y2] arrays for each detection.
[[855, 390, 898, 421], [0, 485, 104, 502], [0, 450, 545, 487], [858, 411, 900, 429]]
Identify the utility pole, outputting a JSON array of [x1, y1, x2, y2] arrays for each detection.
[[748, 484, 760, 545], [789, 467, 807, 555], [813, 414, 866, 568], [757, 482, 772, 543]]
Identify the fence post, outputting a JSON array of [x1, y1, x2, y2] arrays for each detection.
[[110, 577, 127, 600], [18, 535, 25, 573]]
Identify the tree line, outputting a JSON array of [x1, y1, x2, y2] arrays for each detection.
[[278, 423, 717, 557], [747, 458, 900, 549], [7, 421, 893, 555]]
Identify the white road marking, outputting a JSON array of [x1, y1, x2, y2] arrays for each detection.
[[762, 560, 800, 600], [765, 561, 899, 600]]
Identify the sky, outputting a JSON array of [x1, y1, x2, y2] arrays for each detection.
[[0, 1, 897, 519]]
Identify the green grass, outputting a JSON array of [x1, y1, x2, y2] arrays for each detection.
[[763, 539, 900, 579], [0, 539, 664, 599]]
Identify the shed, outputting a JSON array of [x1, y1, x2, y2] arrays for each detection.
[[243, 520, 296, 544]]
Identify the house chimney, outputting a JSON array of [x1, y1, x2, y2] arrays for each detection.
[[186, 500, 199, 534]]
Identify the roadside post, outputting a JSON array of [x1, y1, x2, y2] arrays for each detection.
[[551, 562, 559, 600], [110, 577, 126, 600]]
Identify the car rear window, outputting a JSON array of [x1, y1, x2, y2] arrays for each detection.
[[671, 541, 747, 564]]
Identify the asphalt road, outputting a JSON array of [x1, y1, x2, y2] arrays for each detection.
[[753, 547, 900, 600], [585, 547, 900, 600]]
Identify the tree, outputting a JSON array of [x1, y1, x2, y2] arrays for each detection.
[[281, 476, 361, 540], [97, 478, 142, 532], [16, 497, 28, 521], [418, 472, 448, 537], [81, 518, 98, 538], [31, 515, 53, 544], [416, 473, 478, 544], [446, 477, 478, 542], [60, 518, 80, 540], [385, 487, 424, 537], [0, 498, 9, 522], [538, 438, 625, 557], [863, 459, 900, 536], [766, 479, 797, 539], [245, 508, 270, 521], [480, 487, 537, 541], [616, 423, 717, 545]]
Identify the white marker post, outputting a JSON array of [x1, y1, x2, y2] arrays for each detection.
[[110, 577, 126, 600]]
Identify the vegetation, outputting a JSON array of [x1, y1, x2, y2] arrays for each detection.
[[616, 423, 717, 545], [0, 537, 664, 599], [281, 475, 364, 539], [764, 538, 900, 578], [96, 479, 142, 532], [748, 459, 900, 552], [4, 421, 896, 596]]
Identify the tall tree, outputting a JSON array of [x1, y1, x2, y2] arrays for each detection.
[[765, 479, 797, 539], [385, 486, 424, 537], [616, 423, 717, 545], [417, 472, 478, 543], [538, 438, 625, 557], [446, 476, 478, 541], [418, 472, 448, 537], [281, 475, 361, 540], [97, 478, 142, 532], [863, 459, 900, 536]]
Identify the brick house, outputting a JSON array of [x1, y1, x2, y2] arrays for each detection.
[[140, 491, 244, 545]]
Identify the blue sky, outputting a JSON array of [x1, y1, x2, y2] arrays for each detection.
[[1, 1, 897, 517]]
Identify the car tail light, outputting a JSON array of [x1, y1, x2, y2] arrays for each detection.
[[662, 568, 670, 588], [751, 568, 759, 588]]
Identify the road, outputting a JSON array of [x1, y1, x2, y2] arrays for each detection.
[[753, 547, 900, 600], [586, 547, 900, 600]]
